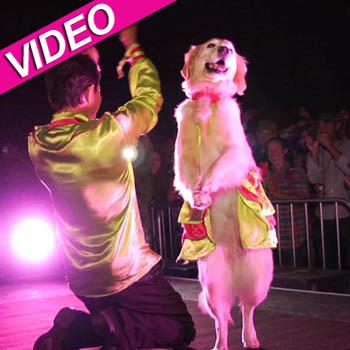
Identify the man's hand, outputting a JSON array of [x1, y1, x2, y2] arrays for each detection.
[[316, 131, 341, 161], [119, 24, 138, 49], [317, 131, 333, 151], [116, 24, 139, 79], [306, 135, 319, 161]]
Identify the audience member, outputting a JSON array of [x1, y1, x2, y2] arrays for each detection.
[[280, 105, 315, 169], [263, 137, 311, 267], [253, 118, 278, 166], [306, 112, 350, 269], [149, 150, 169, 207]]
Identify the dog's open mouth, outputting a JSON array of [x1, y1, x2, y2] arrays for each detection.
[[205, 59, 228, 74]]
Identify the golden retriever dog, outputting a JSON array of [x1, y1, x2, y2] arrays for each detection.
[[174, 39, 275, 350]]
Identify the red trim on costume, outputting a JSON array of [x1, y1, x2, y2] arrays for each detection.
[[32, 115, 112, 147], [239, 185, 260, 203], [182, 223, 208, 243], [192, 91, 220, 102], [48, 118, 83, 129], [130, 46, 143, 55], [247, 171, 260, 189], [131, 55, 145, 65]]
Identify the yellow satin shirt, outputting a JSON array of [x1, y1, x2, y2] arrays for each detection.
[[28, 58, 162, 297]]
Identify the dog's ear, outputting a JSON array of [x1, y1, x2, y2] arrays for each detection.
[[181, 45, 201, 80], [234, 54, 248, 96]]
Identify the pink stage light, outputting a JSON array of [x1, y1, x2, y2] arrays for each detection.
[[11, 218, 55, 262]]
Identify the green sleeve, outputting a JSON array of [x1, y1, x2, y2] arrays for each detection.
[[114, 58, 162, 139]]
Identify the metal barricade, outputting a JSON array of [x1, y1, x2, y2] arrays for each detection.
[[272, 198, 350, 271], [150, 203, 182, 263], [150, 198, 350, 271]]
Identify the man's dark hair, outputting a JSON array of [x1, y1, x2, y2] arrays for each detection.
[[45, 54, 100, 111]]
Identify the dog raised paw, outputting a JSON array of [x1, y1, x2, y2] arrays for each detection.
[[192, 190, 212, 210]]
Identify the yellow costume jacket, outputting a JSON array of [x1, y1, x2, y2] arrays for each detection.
[[28, 58, 162, 297], [178, 170, 278, 261]]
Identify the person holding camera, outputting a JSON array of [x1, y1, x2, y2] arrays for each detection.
[[306, 113, 350, 269]]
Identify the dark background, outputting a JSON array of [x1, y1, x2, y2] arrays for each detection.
[[1, 0, 349, 150]]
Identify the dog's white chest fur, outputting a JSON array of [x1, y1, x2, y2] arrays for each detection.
[[175, 96, 255, 195], [191, 100, 228, 173]]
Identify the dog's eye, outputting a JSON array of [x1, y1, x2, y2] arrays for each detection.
[[207, 43, 216, 48]]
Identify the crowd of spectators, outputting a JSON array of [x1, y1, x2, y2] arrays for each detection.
[[249, 105, 350, 270]]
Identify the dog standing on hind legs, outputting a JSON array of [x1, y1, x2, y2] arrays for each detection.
[[173, 38, 278, 349]]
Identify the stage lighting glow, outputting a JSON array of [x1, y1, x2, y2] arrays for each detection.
[[122, 145, 138, 161], [11, 218, 55, 262]]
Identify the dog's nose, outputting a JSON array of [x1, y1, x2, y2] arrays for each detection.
[[218, 46, 229, 55]]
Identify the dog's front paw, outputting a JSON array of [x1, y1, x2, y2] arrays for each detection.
[[192, 189, 212, 210]]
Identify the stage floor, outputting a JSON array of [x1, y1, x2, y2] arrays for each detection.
[[0, 276, 350, 350]]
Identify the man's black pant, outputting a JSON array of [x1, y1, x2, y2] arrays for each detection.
[[60, 261, 196, 349]]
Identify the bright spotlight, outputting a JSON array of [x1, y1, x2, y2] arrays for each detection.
[[122, 145, 138, 161], [11, 218, 55, 262]]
